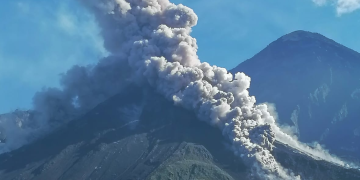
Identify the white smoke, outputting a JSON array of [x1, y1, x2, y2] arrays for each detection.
[[267, 103, 358, 169], [275, 126, 349, 167], [0, 0, 357, 179]]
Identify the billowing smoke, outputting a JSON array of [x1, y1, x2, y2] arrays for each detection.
[[33, 55, 132, 122], [0, 0, 356, 179], [0, 55, 132, 153], [59, 0, 300, 178]]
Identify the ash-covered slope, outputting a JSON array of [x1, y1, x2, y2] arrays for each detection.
[[231, 30, 360, 160], [0, 86, 359, 180]]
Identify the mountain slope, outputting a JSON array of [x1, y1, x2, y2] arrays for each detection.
[[0, 86, 360, 180], [231, 30, 360, 160], [0, 86, 248, 180]]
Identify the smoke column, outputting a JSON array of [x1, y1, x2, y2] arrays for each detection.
[[0, 0, 356, 179], [59, 0, 298, 178]]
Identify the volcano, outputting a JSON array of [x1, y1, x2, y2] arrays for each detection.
[[0, 86, 359, 180], [1, 0, 360, 179], [231, 30, 360, 161]]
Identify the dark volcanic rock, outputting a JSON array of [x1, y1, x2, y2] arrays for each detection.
[[0, 86, 359, 179], [231, 30, 360, 160]]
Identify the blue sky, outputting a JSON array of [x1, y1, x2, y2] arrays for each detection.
[[0, 0, 359, 113]]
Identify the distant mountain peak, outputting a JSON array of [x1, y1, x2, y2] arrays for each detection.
[[281, 30, 320, 41], [278, 30, 340, 48], [235, 30, 360, 66]]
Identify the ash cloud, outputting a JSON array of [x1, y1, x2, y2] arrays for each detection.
[[63, 0, 300, 178], [0, 0, 357, 179]]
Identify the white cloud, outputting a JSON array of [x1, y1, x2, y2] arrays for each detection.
[[312, 0, 360, 15], [312, 0, 328, 6], [336, 0, 360, 15]]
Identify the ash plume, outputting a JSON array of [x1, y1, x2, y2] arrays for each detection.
[[0, 0, 356, 179], [68, 0, 299, 178]]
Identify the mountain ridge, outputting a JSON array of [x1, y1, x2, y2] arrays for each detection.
[[237, 30, 360, 68]]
